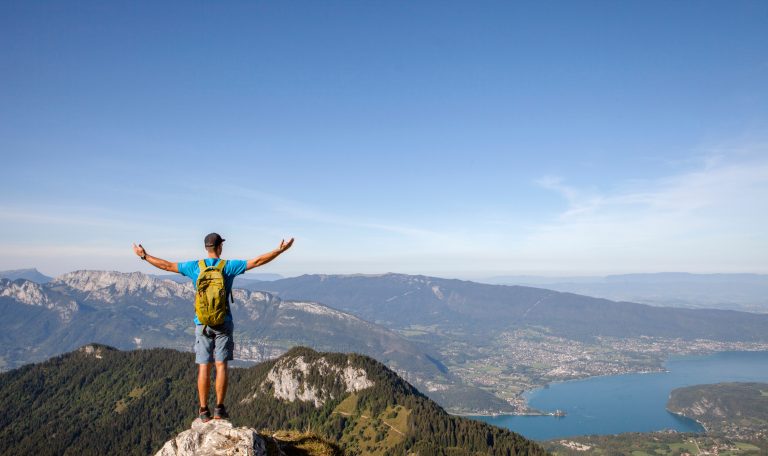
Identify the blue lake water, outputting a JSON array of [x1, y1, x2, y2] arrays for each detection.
[[469, 351, 768, 441]]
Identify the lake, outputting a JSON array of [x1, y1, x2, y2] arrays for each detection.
[[470, 351, 768, 441]]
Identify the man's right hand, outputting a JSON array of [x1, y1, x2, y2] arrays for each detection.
[[278, 238, 295, 252]]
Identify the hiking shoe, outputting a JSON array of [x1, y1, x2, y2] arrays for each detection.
[[214, 404, 229, 420], [199, 406, 212, 423]]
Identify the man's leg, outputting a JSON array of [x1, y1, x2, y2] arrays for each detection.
[[214, 361, 228, 406], [212, 320, 234, 419], [198, 363, 212, 408], [195, 324, 215, 418]]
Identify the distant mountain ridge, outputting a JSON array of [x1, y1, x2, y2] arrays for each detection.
[[488, 272, 768, 284], [485, 272, 768, 312], [0, 268, 53, 283], [259, 273, 768, 342]]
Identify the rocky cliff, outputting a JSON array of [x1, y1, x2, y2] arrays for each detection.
[[155, 419, 342, 456], [156, 419, 267, 456]]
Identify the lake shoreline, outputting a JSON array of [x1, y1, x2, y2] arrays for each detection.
[[462, 350, 768, 440], [459, 348, 768, 417]]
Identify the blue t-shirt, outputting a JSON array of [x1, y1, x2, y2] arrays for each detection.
[[177, 258, 247, 325]]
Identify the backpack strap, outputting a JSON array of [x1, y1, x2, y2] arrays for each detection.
[[214, 260, 233, 304], [198, 259, 207, 271]]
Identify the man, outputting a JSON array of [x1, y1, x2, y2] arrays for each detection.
[[132, 233, 294, 421]]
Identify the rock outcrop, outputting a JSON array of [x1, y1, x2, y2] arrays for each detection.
[[156, 419, 266, 456], [246, 354, 374, 407]]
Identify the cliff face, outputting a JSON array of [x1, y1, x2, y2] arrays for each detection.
[[249, 354, 374, 407]]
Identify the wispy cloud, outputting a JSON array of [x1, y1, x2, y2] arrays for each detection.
[[0, 208, 122, 227], [526, 151, 768, 273], [221, 184, 449, 241]]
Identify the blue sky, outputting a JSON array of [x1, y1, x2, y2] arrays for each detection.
[[2, 1, 767, 278]]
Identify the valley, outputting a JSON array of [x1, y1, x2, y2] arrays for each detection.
[[437, 328, 768, 413], [3, 269, 768, 421]]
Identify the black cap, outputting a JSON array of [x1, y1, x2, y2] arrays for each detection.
[[204, 233, 225, 248]]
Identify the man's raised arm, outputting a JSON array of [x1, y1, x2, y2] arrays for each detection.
[[132, 243, 179, 273], [246, 238, 294, 271]]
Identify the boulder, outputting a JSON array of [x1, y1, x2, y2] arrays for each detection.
[[155, 419, 267, 456]]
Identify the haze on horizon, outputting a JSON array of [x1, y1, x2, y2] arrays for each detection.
[[2, 1, 767, 278]]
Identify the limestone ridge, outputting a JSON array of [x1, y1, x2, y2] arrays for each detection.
[[250, 354, 375, 407], [51, 270, 195, 303], [0, 277, 78, 322], [49, 270, 282, 309], [156, 419, 267, 456]]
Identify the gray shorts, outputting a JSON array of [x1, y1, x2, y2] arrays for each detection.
[[194, 320, 234, 364]]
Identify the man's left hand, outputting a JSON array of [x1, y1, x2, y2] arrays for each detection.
[[132, 243, 147, 258]]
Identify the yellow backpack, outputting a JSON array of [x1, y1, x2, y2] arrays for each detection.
[[195, 260, 231, 326]]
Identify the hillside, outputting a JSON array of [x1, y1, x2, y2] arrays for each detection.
[[667, 382, 768, 440], [0, 345, 546, 455], [258, 273, 768, 342]]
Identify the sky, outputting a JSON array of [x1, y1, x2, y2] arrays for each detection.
[[1, 1, 767, 279]]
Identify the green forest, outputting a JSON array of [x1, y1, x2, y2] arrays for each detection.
[[0, 345, 546, 455]]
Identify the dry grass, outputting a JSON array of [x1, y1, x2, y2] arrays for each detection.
[[262, 429, 343, 456]]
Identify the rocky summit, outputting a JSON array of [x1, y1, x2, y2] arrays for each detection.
[[156, 419, 266, 456]]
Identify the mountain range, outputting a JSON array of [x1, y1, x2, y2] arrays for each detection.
[[0, 270, 513, 413], [4, 268, 768, 416], [0, 271, 441, 373], [0, 268, 284, 285]]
